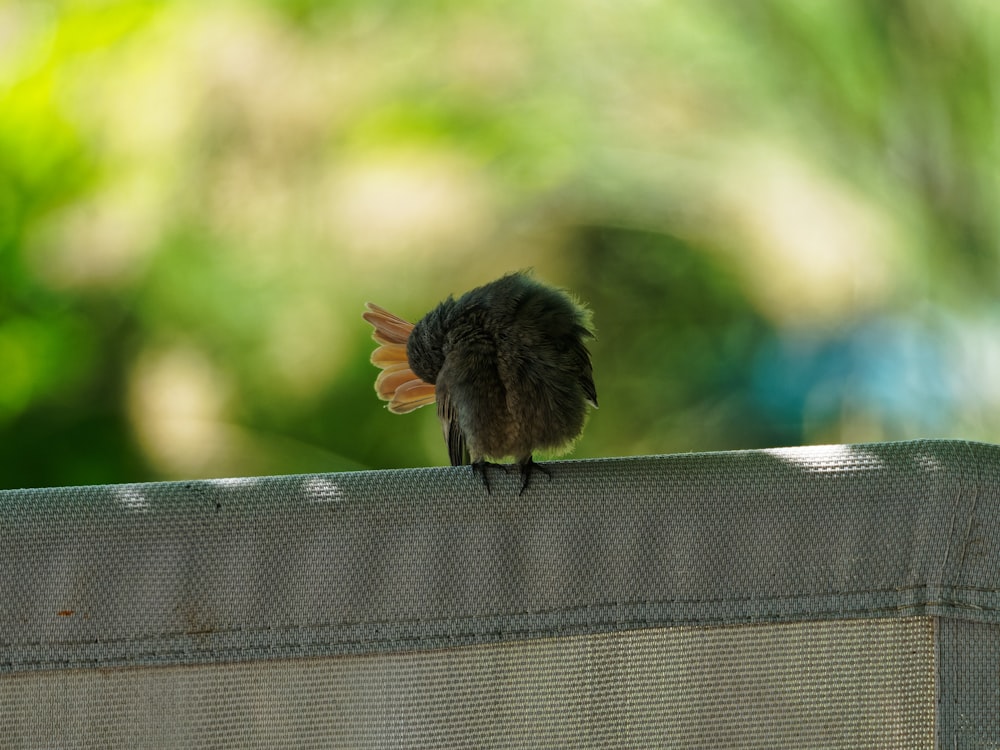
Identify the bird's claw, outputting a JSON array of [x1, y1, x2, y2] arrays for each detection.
[[471, 459, 551, 494], [518, 458, 552, 495], [471, 461, 505, 494]]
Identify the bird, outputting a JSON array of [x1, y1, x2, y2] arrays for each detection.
[[363, 271, 597, 493]]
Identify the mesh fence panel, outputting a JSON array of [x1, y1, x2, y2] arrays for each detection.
[[4, 618, 935, 749], [2, 439, 999, 747]]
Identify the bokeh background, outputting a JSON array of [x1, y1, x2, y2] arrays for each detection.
[[2, 0, 999, 489]]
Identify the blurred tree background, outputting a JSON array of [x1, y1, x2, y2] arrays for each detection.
[[1, 0, 998, 489]]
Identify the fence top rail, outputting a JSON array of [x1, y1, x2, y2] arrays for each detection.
[[1, 438, 997, 673]]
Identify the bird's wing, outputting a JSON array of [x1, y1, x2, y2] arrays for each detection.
[[436, 380, 470, 466], [364, 302, 436, 413], [571, 326, 598, 408], [580, 366, 598, 408]]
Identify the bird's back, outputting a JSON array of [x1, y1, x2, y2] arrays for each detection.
[[446, 273, 596, 462]]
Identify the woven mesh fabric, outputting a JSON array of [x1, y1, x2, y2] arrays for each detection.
[[2, 439, 1000, 746], [4, 618, 934, 749], [937, 618, 1000, 746]]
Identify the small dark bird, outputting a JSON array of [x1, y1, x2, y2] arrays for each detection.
[[363, 271, 597, 492]]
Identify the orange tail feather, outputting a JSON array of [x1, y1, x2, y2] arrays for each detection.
[[363, 302, 436, 413]]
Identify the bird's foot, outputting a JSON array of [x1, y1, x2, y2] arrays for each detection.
[[471, 461, 507, 494], [518, 457, 552, 495]]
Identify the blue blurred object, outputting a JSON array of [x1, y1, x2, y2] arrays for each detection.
[[752, 315, 953, 439]]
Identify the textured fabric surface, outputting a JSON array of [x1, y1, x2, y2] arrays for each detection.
[[937, 618, 1000, 747], [1, 439, 999, 746], [4, 617, 934, 749]]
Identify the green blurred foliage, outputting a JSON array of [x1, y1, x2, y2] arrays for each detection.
[[1, 0, 999, 488]]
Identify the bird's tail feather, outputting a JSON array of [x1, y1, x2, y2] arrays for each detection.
[[363, 302, 437, 414]]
